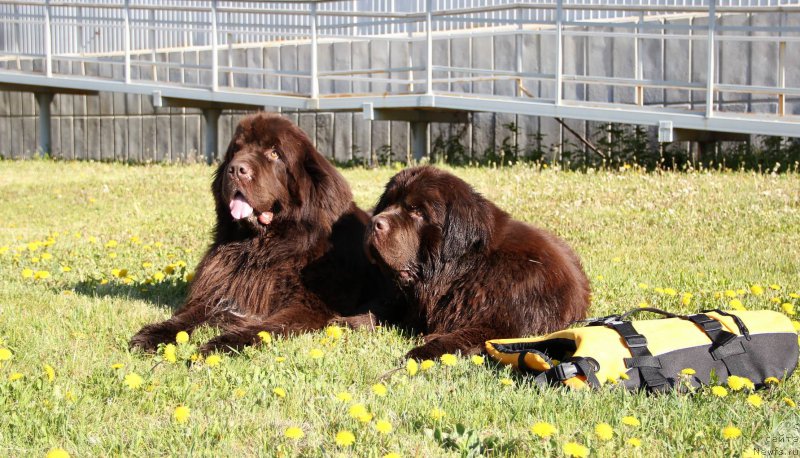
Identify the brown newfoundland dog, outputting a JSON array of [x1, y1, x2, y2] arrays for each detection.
[[130, 113, 390, 354], [363, 166, 591, 360]]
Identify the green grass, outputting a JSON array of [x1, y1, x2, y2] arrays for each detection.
[[0, 160, 798, 457]]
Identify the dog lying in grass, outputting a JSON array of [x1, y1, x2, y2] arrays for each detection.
[[130, 113, 391, 354], [359, 166, 591, 360]]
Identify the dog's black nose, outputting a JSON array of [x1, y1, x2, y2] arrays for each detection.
[[228, 160, 252, 180], [372, 216, 389, 234]]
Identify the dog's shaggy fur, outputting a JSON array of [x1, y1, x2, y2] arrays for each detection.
[[362, 166, 591, 359], [130, 113, 389, 354]]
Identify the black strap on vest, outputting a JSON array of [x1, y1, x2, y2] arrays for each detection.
[[700, 309, 752, 341], [686, 313, 752, 376], [533, 357, 601, 389], [608, 321, 670, 392]]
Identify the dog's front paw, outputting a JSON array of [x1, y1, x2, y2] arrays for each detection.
[[129, 325, 176, 353], [405, 340, 448, 361]]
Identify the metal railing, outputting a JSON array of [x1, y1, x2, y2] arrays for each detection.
[[1, 0, 799, 139]]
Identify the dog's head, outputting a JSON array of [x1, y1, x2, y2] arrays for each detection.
[[213, 113, 351, 242], [365, 166, 495, 286]]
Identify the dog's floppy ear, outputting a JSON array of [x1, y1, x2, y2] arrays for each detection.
[[441, 190, 493, 262]]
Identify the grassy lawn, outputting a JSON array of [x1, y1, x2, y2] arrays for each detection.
[[0, 160, 798, 457]]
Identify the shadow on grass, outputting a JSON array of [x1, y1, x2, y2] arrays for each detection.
[[70, 278, 190, 312]]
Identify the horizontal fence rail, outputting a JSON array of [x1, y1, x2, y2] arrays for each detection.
[[0, 0, 799, 140]]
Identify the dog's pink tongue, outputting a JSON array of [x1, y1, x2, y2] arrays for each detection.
[[257, 212, 273, 226], [229, 196, 254, 220]]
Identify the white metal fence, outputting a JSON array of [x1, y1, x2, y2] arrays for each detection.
[[1, 0, 799, 139]]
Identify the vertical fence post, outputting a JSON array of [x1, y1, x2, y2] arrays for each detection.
[[425, 0, 433, 95], [311, 2, 319, 99], [211, 0, 218, 91], [635, 12, 643, 105], [777, 40, 785, 116], [124, 0, 131, 84], [44, 0, 52, 77], [554, 0, 563, 106], [705, 0, 716, 118], [515, 7, 523, 97]]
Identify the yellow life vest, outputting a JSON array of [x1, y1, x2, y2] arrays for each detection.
[[486, 308, 799, 392]]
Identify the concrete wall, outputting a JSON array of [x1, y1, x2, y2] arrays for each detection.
[[1, 12, 797, 162]]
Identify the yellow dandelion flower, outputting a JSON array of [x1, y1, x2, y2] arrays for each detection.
[[173, 405, 190, 424], [747, 394, 763, 407], [711, 386, 728, 397], [163, 344, 177, 363], [284, 426, 304, 440], [123, 373, 144, 389], [8, 372, 23, 382], [43, 364, 55, 382], [792, 321, 800, 332], [406, 359, 419, 376], [530, 421, 556, 439], [185, 272, 195, 282], [743, 447, 764, 458], [727, 375, 754, 391], [349, 403, 368, 419], [562, 441, 589, 458], [595, 422, 614, 441], [383, 453, 401, 458], [60, 266, 71, 272], [335, 391, 352, 402], [21, 268, 34, 279], [335, 430, 355, 447], [500, 377, 514, 386], [429, 408, 446, 421], [31, 257, 40, 263], [273, 387, 286, 398], [750, 285, 764, 296], [275, 356, 286, 363], [637, 282, 649, 289], [791, 293, 800, 299], [781, 303, 796, 316], [663, 287, 677, 296], [152, 272, 165, 282], [175, 331, 189, 344], [111, 363, 124, 370], [45, 448, 70, 458], [770, 284, 781, 290], [257, 331, 272, 344], [721, 425, 741, 440], [680, 368, 696, 376], [205, 354, 221, 367], [309, 348, 324, 359], [440, 353, 458, 366], [105, 240, 118, 248], [0, 348, 12, 361], [234, 388, 246, 398], [764, 376, 781, 385], [358, 412, 373, 423], [471, 355, 485, 366], [621, 416, 640, 427], [372, 383, 388, 397], [41, 253, 52, 260], [619, 372, 630, 380], [737, 289, 747, 295], [681, 293, 693, 306], [626, 437, 642, 448], [326, 326, 343, 339], [725, 290, 737, 298], [107, 252, 117, 259], [142, 262, 153, 268], [420, 359, 435, 371], [729, 299, 745, 311], [375, 419, 393, 434], [34, 270, 50, 280], [784, 397, 796, 408]]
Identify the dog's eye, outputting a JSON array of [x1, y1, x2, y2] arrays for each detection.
[[408, 206, 424, 219], [267, 149, 279, 160]]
